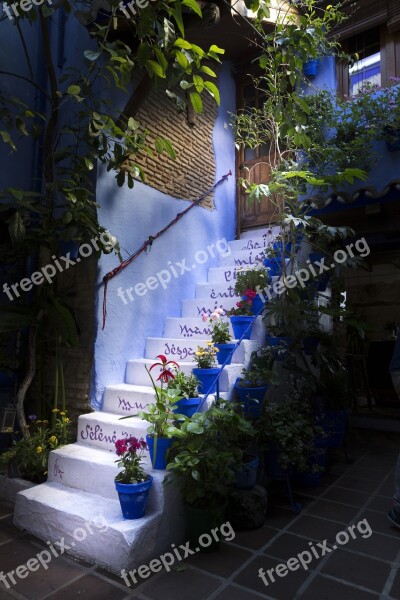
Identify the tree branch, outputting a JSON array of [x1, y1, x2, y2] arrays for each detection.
[[0, 71, 52, 103]]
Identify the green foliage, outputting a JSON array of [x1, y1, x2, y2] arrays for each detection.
[[167, 401, 255, 507], [193, 344, 218, 369], [114, 437, 150, 484], [167, 369, 200, 398], [0, 410, 72, 483], [206, 310, 232, 344], [233, 266, 269, 296]]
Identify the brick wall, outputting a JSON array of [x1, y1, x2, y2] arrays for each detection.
[[133, 80, 218, 208]]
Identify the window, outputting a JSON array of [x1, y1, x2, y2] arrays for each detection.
[[348, 28, 381, 95]]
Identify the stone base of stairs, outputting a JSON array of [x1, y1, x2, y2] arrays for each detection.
[[14, 471, 185, 575]]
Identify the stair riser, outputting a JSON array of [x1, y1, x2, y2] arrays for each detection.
[[145, 338, 256, 364], [103, 387, 154, 415], [195, 282, 240, 301], [48, 450, 163, 508], [181, 297, 238, 317], [164, 317, 234, 340], [219, 249, 267, 268], [207, 266, 239, 284], [126, 360, 195, 386], [228, 233, 278, 252], [78, 415, 148, 452], [240, 226, 281, 239]]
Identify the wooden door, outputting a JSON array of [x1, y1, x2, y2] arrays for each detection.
[[236, 80, 280, 235]]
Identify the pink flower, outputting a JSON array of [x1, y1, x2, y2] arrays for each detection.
[[202, 314, 208, 322], [215, 308, 224, 315], [210, 312, 219, 321]]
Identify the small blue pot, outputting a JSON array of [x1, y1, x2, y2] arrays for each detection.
[[192, 367, 220, 395], [115, 476, 153, 519], [242, 295, 265, 315], [173, 397, 201, 418], [230, 316, 255, 340], [214, 343, 236, 365], [234, 454, 259, 490], [266, 336, 290, 360], [146, 435, 175, 470], [234, 378, 268, 418], [303, 58, 320, 79]]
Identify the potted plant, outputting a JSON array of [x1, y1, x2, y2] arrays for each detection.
[[202, 309, 235, 364], [167, 369, 201, 417], [167, 401, 255, 548], [192, 343, 220, 395], [139, 355, 182, 470], [233, 266, 269, 314], [226, 297, 255, 340], [114, 436, 153, 519], [234, 346, 276, 418]]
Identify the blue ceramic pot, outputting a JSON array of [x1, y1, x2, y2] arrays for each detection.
[[230, 316, 255, 340], [214, 343, 236, 365], [115, 476, 153, 519], [173, 397, 201, 418], [234, 378, 269, 418], [234, 453, 259, 490], [146, 435, 175, 470], [302, 58, 320, 79], [192, 367, 220, 395]]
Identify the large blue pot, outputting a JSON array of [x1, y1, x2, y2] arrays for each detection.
[[234, 454, 259, 490], [234, 378, 268, 418], [192, 367, 220, 395], [303, 58, 320, 79], [173, 397, 201, 418], [242, 295, 265, 315], [115, 476, 153, 519], [230, 316, 255, 340], [146, 435, 175, 470], [214, 343, 236, 365]]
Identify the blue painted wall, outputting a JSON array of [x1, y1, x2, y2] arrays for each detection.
[[91, 62, 236, 408]]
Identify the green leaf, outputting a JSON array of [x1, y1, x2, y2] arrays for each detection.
[[244, 0, 259, 10], [182, 0, 202, 16], [204, 81, 220, 104], [163, 18, 175, 49], [84, 157, 94, 171], [189, 92, 203, 114], [175, 51, 189, 70], [8, 212, 25, 245], [179, 80, 192, 90], [209, 44, 225, 55], [171, 3, 184, 37], [67, 85, 81, 96], [174, 38, 192, 50], [193, 74, 204, 93], [146, 60, 166, 78], [84, 50, 101, 62], [0, 131, 11, 144], [200, 65, 217, 77]]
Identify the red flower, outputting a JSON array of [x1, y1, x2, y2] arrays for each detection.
[[243, 289, 256, 299], [149, 354, 179, 382]]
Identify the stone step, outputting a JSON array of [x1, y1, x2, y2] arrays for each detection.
[[14, 479, 184, 575], [181, 297, 238, 317], [239, 225, 281, 239], [195, 282, 240, 301], [103, 383, 156, 415], [78, 411, 148, 452], [218, 248, 268, 268], [125, 357, 244, 392], [47, 443, 160, 503], [145, 337, 259, 365], [207, 266, 239, 284], [164, 317, 215, 339], [228, 231, 279, 252]]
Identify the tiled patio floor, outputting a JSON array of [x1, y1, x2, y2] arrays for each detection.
[[1, 430, 400, 600]]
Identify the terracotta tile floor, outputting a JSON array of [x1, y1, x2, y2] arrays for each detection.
[[1, 430, 400, 600]]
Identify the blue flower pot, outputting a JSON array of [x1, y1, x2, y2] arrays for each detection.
[[234, 378, 269, 418], [192, 367, 220, 395], [303, 58, 320, 79], [266, 336, 290, 360], [294, 439, 327, 487], [146, 435, 175, 470], [173, 397, 201, 418], [115, 476, 153, 519], [234, 453, 259, 490], [214, 343, 236, 365], [230, 316, 255, 340], [242, 295, 265, 315]]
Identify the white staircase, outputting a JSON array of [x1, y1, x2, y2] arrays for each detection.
[[13, 228, 276, 574]]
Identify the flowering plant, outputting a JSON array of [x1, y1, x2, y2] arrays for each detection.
[[114, 436, 149, 484], [202, 309, 231, 344], [233, 266, 269, 297], [193, 343, 218, 368], [226, 298, 254, 317], [0, 409, 72, 483], [139, 355, 183, 438]]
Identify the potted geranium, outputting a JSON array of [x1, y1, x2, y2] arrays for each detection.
[[202, 309, 235, 364], [114, 436, 153, 519], [139, 355, 182, 470], [234, 266, 269, 314], [192, 343, 220, 395], [167, 369, 201, 417], [226, 297, 255, 340]]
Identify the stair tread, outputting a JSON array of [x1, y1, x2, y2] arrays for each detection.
[[105, 383, 154, 394]]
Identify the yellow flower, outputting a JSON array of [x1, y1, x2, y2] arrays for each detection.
[[62, 417, 71, 423], [42, 420, 49, 424], [206, 341, 213, 346], [52, 408, 60, 413], [36, 446, 43, 454], [49, 436, 58, 444], [60, 411, 66, 416]]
